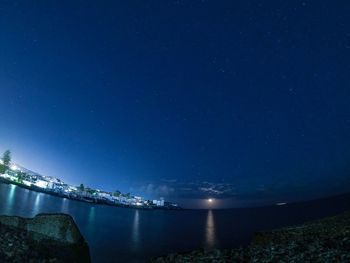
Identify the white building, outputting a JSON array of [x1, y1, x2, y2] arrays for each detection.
[[152, 198, 165, 206], [1, 170, 17, 181], [98, 191, 114, 201], [34, 179, 49, 188]]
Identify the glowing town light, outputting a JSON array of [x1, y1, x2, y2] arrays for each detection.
[[35, 180, 48, 188], [10, 165, 18, 171], [23, 180, 32, 187], [68, 186, 77, 191]]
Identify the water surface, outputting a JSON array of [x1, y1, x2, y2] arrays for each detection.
[[1, 182, 350, 263]]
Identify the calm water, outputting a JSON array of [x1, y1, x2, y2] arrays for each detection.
[[1, 182, 350, 263]]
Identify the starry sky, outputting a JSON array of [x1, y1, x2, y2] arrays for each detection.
[[1, 0, 350, 208]]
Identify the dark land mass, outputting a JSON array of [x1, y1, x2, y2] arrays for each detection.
[[149, 211, 350, 262]]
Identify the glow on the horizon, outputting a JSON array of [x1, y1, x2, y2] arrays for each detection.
[[208, 198, 213, 203], [276, 202, 287, 206]]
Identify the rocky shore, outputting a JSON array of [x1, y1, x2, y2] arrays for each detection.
[[0, 213, 90, 263], [149, 211, 350, 262]]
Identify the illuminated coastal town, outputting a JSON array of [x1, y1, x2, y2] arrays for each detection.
[[0, 150, 179, 210]]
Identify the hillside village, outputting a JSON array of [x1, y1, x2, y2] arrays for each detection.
[[0, 150, 179, 210]]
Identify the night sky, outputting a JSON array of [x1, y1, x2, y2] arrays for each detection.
[[1, 0, 350, 208]]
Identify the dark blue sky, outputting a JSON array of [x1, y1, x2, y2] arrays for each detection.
[[1, 0, 350, 208]]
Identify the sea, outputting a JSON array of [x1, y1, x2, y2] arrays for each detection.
[[1, 182, 350, 263]]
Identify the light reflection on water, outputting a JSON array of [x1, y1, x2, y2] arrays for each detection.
[[32, 193, 42, 216], [61, 197, 69, 213], [5, 184, 16, 215], [19, 189, 29, 213], [87, 206, 96, 236], [205, 209, 216, 249], [132, 209, 140, 251]]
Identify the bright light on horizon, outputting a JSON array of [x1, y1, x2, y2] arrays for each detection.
[[208, 198, 213, 203]]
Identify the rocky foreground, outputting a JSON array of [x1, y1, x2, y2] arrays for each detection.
[[149, 212, 350, 262], [0, 213, 90, 263]]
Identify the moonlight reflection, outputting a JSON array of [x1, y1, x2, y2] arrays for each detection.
[[205, 210, 216, 249]]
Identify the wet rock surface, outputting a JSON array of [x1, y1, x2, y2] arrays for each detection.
[[0, 213, 90, 263], [149, 211, 350, 262]]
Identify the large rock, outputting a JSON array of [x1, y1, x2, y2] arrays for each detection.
[[0, 213, 85, 244], [0, 213, 91, 263]]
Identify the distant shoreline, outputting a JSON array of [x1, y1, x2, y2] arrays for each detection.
[[0, 178, 182, 211]]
